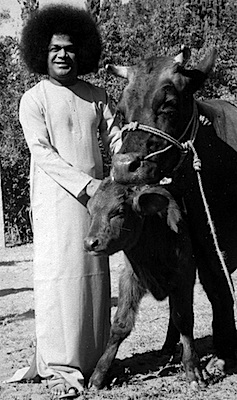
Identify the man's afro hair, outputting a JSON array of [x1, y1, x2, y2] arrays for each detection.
[[20, 4, 102, 75]]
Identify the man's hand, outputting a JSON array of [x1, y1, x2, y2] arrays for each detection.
[[86, 179, 102, 197]]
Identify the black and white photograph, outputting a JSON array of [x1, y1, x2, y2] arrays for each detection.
[[0, 1, 237, 399]]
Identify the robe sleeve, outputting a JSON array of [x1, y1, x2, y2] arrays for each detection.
[[19, 91, 92, 199], [98, 94, 122, 155]]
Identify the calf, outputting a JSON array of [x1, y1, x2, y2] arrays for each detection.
[[84, 178, 201, 389]]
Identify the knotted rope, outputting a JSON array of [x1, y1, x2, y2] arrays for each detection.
[[184, 140, 237, 309]]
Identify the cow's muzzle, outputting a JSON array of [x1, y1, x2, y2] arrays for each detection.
[[111, 153, 159, 184]]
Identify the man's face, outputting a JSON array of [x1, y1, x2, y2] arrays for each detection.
[[47, 34, 78, 85]]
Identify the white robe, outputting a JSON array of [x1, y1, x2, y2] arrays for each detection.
[[9, 79, 121, 389]]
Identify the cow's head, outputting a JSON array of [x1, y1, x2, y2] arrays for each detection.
[[109, 46, 217, 184], [84, 178, 181, 256]]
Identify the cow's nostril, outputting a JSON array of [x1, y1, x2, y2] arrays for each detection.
[[129, 158, 141, 172], [91, 238, 100, 249]]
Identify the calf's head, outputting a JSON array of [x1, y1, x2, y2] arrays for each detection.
[[84, 178, 181, 256], [109, 46, 217, 184]]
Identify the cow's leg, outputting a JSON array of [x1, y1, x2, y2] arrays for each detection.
[[89, 264, 146, 389], [169, 285, 202, 388], [198, 264, 237, 366], [161, 297, 180, 355]]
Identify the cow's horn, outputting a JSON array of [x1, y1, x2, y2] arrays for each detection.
[[174, 46, 191, 66], [105, 64, 132, 79]]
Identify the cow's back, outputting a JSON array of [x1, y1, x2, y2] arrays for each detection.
[[197, 99, 237, 152]]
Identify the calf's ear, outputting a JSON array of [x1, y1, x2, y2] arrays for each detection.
[[133, 192, 169, 216]]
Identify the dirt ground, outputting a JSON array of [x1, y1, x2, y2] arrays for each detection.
[[1, 244, 237, 400]]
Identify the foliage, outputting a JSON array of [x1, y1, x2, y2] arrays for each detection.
[[96, 0, 237, 101], [0, 0, 236, 244], [0, 36, 40, 244]]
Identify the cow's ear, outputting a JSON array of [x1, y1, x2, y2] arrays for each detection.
[[133, 192, 169, 216], [196, 48, 217, 75], [178, 48, 217, 93]]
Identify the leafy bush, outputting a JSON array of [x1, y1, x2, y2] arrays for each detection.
[[0, 36, 40, 244]]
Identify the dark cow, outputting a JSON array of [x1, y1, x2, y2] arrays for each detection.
[[84, 178, 201, 389], [107, 47, 237, 368]]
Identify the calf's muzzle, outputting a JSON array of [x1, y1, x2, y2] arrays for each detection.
[[84, 236, 101, 253]]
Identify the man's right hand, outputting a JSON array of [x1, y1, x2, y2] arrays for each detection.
[[85, 179, 102, 197]]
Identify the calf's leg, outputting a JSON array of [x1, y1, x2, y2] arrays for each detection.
[[89, 265, 146, 389], [161, 297, 180, 355]]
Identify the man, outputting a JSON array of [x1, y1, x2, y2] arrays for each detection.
[[9, 5, 121, 399]]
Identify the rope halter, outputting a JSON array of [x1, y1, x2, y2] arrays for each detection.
[[121, 101, 200, 162]]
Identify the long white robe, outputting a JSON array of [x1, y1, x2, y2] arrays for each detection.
[[9, 79, 121, 389]]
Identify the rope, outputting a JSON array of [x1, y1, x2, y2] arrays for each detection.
[[184, 140, 237, 309], [121, 121, 184, 154], [144, 101, 199, 160], [139, 124, 184, 151], [121, 107, 237, 308], [121, 102, 200, 160]]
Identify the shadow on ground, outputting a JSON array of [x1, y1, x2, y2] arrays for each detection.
[[0, 308, 35, 324], [0, 287, 33, 297], [0, 260, 32, 267], [101, 334, 237, 388]]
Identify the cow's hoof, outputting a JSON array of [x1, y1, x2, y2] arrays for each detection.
[[88, 381, 101, 391], [88, 383, 99, 391], [205, 356, 225, 376], [88, 374, 104, 390], [88, 382, 100, 391], [205, 355, 237, 377], [203, 356, 229, 384]]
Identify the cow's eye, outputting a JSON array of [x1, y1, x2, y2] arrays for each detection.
[[159, 98, 178, 117], [164, 109, 177, 117], [164, 95, 177, 108]]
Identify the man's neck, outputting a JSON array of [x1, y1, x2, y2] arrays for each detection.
[[49, 76, 78, 87]]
